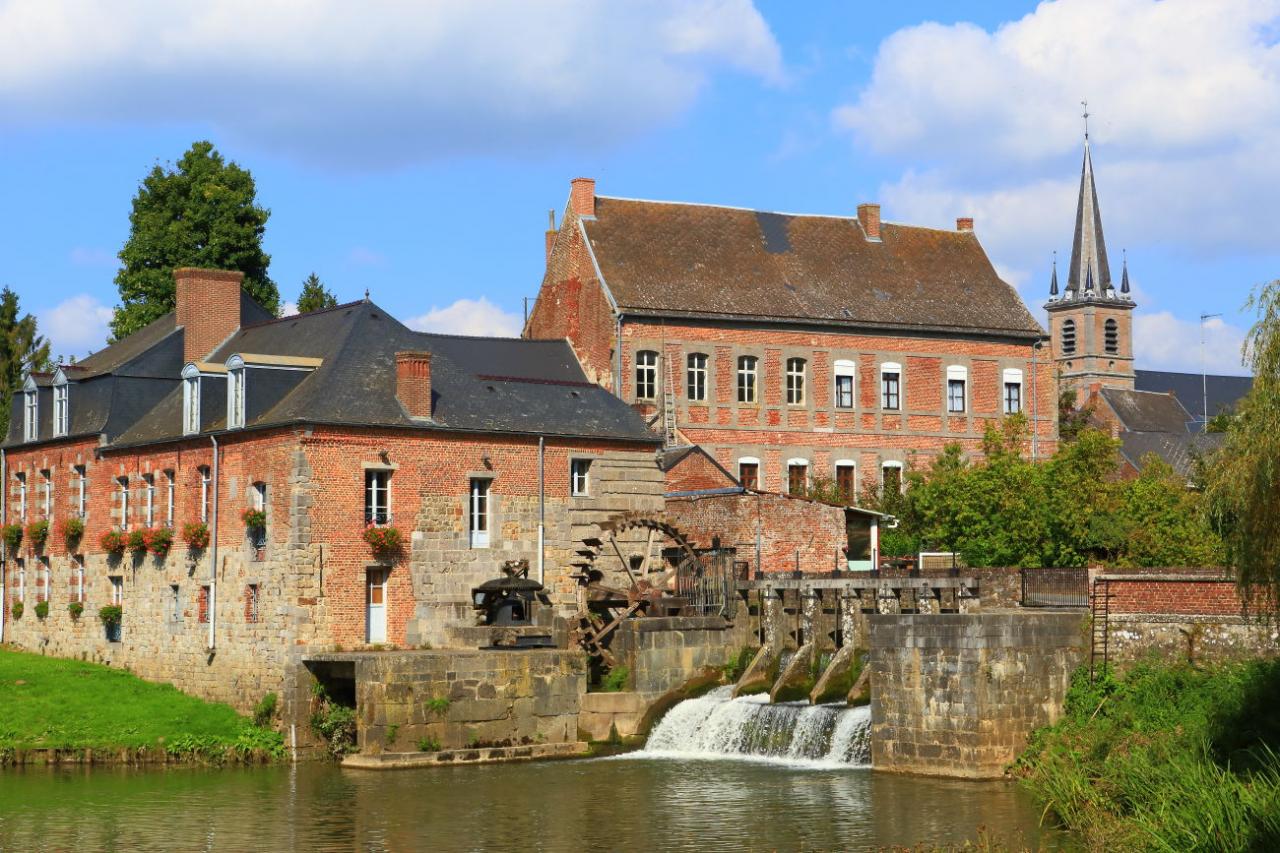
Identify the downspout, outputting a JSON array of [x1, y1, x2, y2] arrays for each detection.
[[537, 435, 545, 586], [1030, 339, 1041, 461], [208, 435, 220, 651], [614, 314, 624, 397]]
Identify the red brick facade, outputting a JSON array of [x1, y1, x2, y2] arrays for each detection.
[[663, 448, 738, 494], [1101, 575, 1249, 617], [175, 268, 246, 363]]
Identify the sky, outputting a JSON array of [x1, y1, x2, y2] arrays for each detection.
[[1, 0, 1277, 376]]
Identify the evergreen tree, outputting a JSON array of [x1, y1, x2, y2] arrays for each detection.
[[295, 273, 338, 313], [110, 141, 278, 340], [0, 287, 52, 436]]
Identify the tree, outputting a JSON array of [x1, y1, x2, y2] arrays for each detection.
[[111, 141, 278, 340], [1057, 387, 1095, 443], [0, 287, 52, 436], [295, 273, 338, 313], [1205, 279, 1280, 608]]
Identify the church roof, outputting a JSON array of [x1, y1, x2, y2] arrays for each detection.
[[1048, 137, 1133, 307]]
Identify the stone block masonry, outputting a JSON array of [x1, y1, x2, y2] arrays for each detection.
[[869, 612, 1085, 779]]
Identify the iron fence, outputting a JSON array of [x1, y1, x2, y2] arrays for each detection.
[[1021, 567, 1090, 608], [675, 548, 740, 619]]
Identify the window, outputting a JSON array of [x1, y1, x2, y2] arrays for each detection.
[[785, 358, 806, 405], [72, 557, 84, 604], [38, 557, 49, 603], [199, 466, 211, 523], [365, 469, 391, 525], [165, 471, 175, 526], [835, 462, 856, 503], [246, 584, 260, 624], [182, 365, 201, 435], [686, 353, 707, 401], [73, 465, 87, 520], [143, 474, 155, 526], [16, 473, 27, 522], [1104, 318, 1119, 355], [23, 380, 37, 442], [198, 585, 210, 623], [787, 459, 808, 496], [1061, 319, 1076, 355], [737, 457, 760, 490], [880, 363, 901, 411], [110, 575, 124, 606], [53, 379, 69, 438], [117, 477, 129, 525], [882, 462, 904, 494], [1003, 368, 1024, 415], [469, 478, 490, 548], [834, 360, 856, 409], [635, 350, 657, 400], [170, 584, 181, 622], [947, 366, 967, 414], [226, 358, 246, 429], [16, 559, 25, 603], [737, 356, 758, 403], [570, 459, 591, 497], [39, 470, 52, 520]]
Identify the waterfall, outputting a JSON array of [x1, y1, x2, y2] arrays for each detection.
[[638, 687, 871, 768]]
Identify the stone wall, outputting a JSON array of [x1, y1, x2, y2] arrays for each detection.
[[610, 615, 754, 694], [869, 612, 1086, 779]]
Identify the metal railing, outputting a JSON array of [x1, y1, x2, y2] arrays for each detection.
[[1021, 567, 1090, 608], [675, 547, 740, 619]]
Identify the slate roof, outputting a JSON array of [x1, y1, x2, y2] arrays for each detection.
[[1098, 388, 1193, 434], [1134, 369, 1253, 425], [1119, 431, 1221, 482], [580, 196, 1044, 339]]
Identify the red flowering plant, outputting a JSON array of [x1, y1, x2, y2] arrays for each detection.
[[242, 508, 267, 530], [3, 523, 24, 553], [363, 525, 403, 560], [183, 522, 210, 551], [62, 517, 85, 548], [99, 529, 126, 556], [126, 528, 148, 555], [145, 527, 174, 558], [25, 519, 50, 552]]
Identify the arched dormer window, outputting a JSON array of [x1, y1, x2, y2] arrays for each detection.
[[182, 363, 202, 436], [52, 368, 69, 438], [226, 355, 246, 429], [22, 375, 38, 442], [1104, 318, 1119, 355], [1061, 319, 1077, 356]]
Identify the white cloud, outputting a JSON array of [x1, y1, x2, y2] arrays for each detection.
[[1133, 311, 1249, 374], [38, 293, 114, 359], [68, 247, 115, 267], [281, 301, 298, 317], [0, 0, 781, 168], [406, 297, 522, 338]]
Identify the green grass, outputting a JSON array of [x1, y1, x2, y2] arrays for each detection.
[[1016, 659, 1280, 851], [0, 647, 284, 760]]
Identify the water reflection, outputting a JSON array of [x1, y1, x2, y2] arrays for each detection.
[[0, 759, 1063, 852]]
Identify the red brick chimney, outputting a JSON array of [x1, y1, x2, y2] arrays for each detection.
[[175, 268, 245, 363], [857, 203, 881, 241], [396, 351, 432, 419], [956, 217, 974, 232], [570, 177, 596, 218]]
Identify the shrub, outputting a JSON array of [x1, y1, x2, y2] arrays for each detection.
[[25, 519, 50, 551], [253, 692, 278, 728], [98, 604, 123, 626], [600, 664, 631, 692], [10, 601, 23, 619], [99, 529, 126, 556], [183, 522, 210, 550], [33, 600, 49, 619], [310, 703, 357, 757], [68, 601, 84, 619], [145, 527, 174, 558], [62, 517, 85, 547], [424, 696, 450, 715], [362, 525, 403, 559], [126, 529, 148, 554], [2, 524, 23, 552], [241, 508, 266, 529], [417, 736, 441, 752]]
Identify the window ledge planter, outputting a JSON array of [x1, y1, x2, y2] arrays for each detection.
[[126, 528, 149, 557], [25, 519, 50, 552], [10, 601, 22, 620], [2, 523, 23, 553], [363, 525, 404, 561], [34, 600, 49, 620], [241, 509, 267, 530], [182, 522, 210, 551], [62, 517, 85, 549], [144, 527, 174, 558], [68, 601, 84, 620], [99, 529, 126, 557]]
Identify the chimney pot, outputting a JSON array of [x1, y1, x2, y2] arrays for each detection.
[[174, 267, 245, 363], [956, 217, 974, 232], [396, 351, 433, 419], [857, 203, 881, 241], [570, 177, 596, 218]]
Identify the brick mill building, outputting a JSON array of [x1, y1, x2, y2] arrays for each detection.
[[525, 179, 1057, 497], [0, 269, 663, 710]]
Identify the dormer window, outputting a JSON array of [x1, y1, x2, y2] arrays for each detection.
[[226, 356, 246, 429], [22, 376, 37, 442], [52, 369, 69, 437], [182, 364, 202, 435]]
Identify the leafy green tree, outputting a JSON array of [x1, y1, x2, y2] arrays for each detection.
[[295, 273, 338, 313], [111, 141, 278, 339], [1057, 386, 1095, 444], [0, 287, 52, 436]]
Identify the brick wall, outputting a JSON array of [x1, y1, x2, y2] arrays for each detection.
[[175, 268, 245, 363], [664, 450, 737, 493], [1101, 574, 1247, 617]]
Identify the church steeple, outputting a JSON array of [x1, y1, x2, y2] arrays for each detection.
[[1065, 136, 1112, 297]]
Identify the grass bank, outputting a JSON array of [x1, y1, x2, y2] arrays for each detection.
[[1016, 659, 1280, 851], [0, 647, 284, 764]]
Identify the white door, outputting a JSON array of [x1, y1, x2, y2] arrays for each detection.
[[366, 569, 388, 643]]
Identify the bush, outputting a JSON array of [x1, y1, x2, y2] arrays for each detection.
[[183, 522, 210, 550], [241, 508, 266, 529], [310, 702, 357, 757], [253, 692, 278, 728], [68, 601, 84, 619], [98, 605, 123, 626], [416, 736, 441, 752], [99, 529, 126, 556], [33, 600, 49, 619], [2, 524, 23, 552], [62, 517, 84, 547], [25, 519, 50, 551], [144, 527, 174, 558], [10, 601, 23, 619], [600, 664, 630, 692], [362, 525, 403, 559]]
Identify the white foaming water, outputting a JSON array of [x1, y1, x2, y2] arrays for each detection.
[[638, 686, 871, 768]]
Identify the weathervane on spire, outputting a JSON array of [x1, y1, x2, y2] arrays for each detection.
[[1081, 99, 1090, 140]]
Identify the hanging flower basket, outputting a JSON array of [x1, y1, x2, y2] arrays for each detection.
[[99, 529, 126, 556], [2, 523, 23, 553], [242, 508, 267, 530], [145, 527, 174, 558], [25, 519, 50, 552], [68, 601, 84, 619], [10, 601, 23, 620], [183, 522, 210, 551], [98, 604, 123, 627], [126, 528, 148, 555], [62, 517, 85, 548], [34, 600, 49, 620], [363, 525, 404, 560]]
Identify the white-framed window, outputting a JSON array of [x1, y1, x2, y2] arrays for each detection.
[[23, 377, 38, 442], [117, 476, 129, 525], [198, 466, 211, 524], [834, 360, 856, 409], [1003, 368, 1024, 415], [786, 458, 809, 496], [469, 478, 491, 548], [635, 350, 658, 400], [226, 356, 246, 429], [16, 472, 27, 522], [252, 481, 266, 512], [882, 461, 905, 494], [737, 355, 758, 404], [110, 575, 124, 606], [182, 364, 201, 435], [143, 474, 155, 526], [53, 371, 69, 437], [16, 559, 25, 603], [164, 470, 175, 526], [73, 465, 87, 519], [39, 470, 52, 520], [170, 584, 181, 622], [785, 358, 806, 405], [570, 459, 591, 497], [880, 363, 901, 411], [73, 557, 84, 604], [737, 456, 760, 491], [365, 469, 391, 525], [946, 365, 968, 414], [38, 557, 50, 603], [686, 353, 707, 402], [835, 460, 857, 503]]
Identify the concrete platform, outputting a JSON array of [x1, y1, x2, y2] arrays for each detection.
[[342, 740, 590, 770]]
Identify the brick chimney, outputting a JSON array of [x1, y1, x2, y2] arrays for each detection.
[[545, 209, 558, 264], [175, 268, 245, 363], [956, 217, 974, 232], [396, 351, 432, 419], [570, 177, 596, 218], [857, 203, 881, 241]]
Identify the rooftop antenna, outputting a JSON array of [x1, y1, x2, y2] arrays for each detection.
[[1200, 312, 1223, 426]]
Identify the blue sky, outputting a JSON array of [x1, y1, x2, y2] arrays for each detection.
[[2, 0, 1277, 375]]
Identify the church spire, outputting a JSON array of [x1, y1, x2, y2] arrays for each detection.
[[1048, 252, 1059, 298], [1067, 136, 1112, 296]]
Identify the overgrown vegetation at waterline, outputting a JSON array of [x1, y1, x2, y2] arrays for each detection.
[[0, 647, 284, 764], [1016, 660, 1280, 851]]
